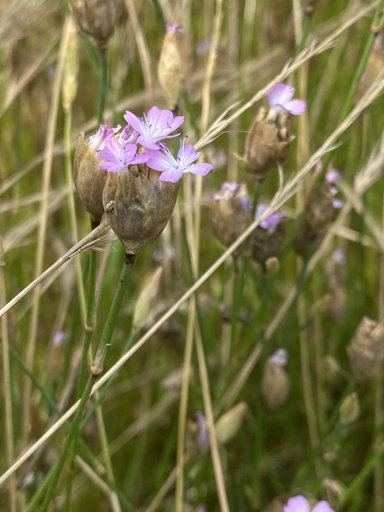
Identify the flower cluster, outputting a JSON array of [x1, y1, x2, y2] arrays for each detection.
[[96, 106, 213, 183]]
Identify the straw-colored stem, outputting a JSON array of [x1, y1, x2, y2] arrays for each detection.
[[21, 16, 72, 449], [0, 238, 16, 512]]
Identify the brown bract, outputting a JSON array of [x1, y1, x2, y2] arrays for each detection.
[[73, 133, 108, 228], [70, 0, 125, 49], [251, 221, 286, 268], [102, 164, 180, 255], [245, 107, 293, 181], [209, 186, 252, 251]]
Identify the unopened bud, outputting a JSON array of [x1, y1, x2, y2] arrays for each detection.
[[103, 164, 180, 255], [216, 402, 248, 445], [347, 316, 384, 383], [158, 23, 188, 110], [245, 108, 293, 181], [70, 0, 125, 49], [261, 350, 290, 410], [339, 392, 360, 425], [132, 267, 163, 332], [62, 18, 79, 111]]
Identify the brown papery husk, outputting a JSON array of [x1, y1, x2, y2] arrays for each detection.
[[103, 164, 180, 255]]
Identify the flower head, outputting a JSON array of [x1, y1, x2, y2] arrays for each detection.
[[284, 495, 334, 512], [146, 142, 213, 183], [166, 21, 183, 32], [98, 140, 149, 172], [89, 124, 121, 151], [270, 348, 288, 367], [124, 106, 184, 150], [212, 182, 251, 211], [267, 83, 306, 115], [256, 204, 285, 231]]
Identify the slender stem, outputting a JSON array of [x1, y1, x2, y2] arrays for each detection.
[[97, 48, 108, 125]]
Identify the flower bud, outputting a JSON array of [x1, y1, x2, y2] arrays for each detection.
[[216, 402, 248, 445], [158, 23, 188, 110], [339, 392, 360, 425], [347, 316, 384, 383], [209, 182, 252, 250], [73, 133, 108, 228], [102, 164, 180, 255], [261, 349, 290, 410], [245, 107, 293, 180], [70, 0, 125, 49]]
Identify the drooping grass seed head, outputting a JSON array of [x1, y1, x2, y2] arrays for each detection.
[[70, 0, 125, 49], [209, 182, 252, 251], [158, 22, 188, 110]]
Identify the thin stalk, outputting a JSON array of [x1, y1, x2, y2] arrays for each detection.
[[0, 238, 16, 512]]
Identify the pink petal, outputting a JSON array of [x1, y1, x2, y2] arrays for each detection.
[[313, 501, 335, 512], [284, 496, 310, 512], [185, 163, 213, 176], [285, 99, 306, 115], [268, 83, 295, 108], [160, 168, 183, 183]]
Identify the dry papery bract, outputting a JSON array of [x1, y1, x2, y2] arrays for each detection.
[[102, 164, 180, 255], [70, 0, 126, 49], [245, 107, 293, 181]]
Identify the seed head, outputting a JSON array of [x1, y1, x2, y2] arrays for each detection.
[[70, 0, 125, 49], [102, 163, 180, 255]]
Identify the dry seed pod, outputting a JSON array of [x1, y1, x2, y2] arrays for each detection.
[[73, 133, 108, 228], [326, 248, 346, 323], [158, 23, 188, 110], [70, 0, 125, 49], [245, 107, 293, 181], [103, 164, 180, 255], [261, 349, 290, 410], [347, 316, 384, 383], [209, 182, 252, 250]]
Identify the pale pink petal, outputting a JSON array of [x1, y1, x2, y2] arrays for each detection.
[[312, 501, 335, 512], [285, 99, 306, 115], [268, 83, 295, 108], [160, 168, 183, 183], [284, 496, 311, 512]]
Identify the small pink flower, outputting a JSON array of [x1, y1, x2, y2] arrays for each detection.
[[98, 140, 149, 172], [267, 83, 306, 115], [284, 495, 334, 512], [166, 21, 183, 32], [270, 348, 288, 367], [124, 106, 184, 150], [89, 124, 121, 150], [256, 204, 285, 230], [211, 182, 251, 211], [146, 142, 213, 183]]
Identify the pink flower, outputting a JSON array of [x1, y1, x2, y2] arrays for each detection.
[[211, 182, 251, 211], [284, 496, 334, 512], [98, 140, 149, 172], [267, 83, 306, 115], [256, 204, 285, 230], [124, 106, 184, 150], [89, 124, 121, 150], [166, 21, 183, 32], [146, 142, 213, 183]]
